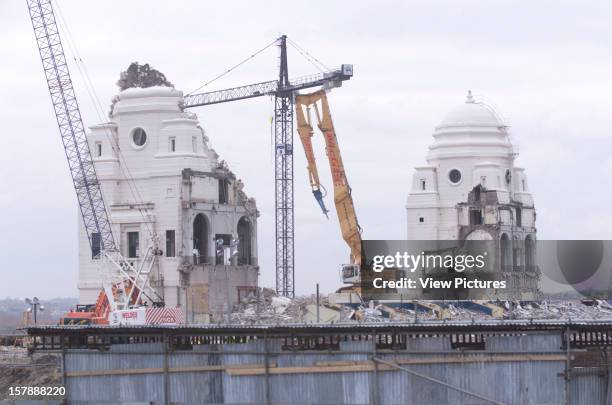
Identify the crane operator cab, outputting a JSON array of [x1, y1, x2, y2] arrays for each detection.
[[342, 264, 360, 284], [341, 64, 354, 77]]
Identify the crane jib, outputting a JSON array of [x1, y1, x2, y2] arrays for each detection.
[[27, 0, 166, 316], [183, 67, 353, 108], [26, 0, 116, 253]]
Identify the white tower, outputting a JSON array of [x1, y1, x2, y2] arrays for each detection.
[[406, 91, 535, 245], [78, 86, 259, 322]]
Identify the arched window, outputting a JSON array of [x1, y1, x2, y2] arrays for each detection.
[[500, 233, 512, 272], [237, 217, 252, 265], [193, 213, 209, 264], [525, 235, 536, 272], [513, 235, 523, 271]]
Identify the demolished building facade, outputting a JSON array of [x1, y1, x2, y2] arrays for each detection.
[[78, 83, 259, 322], [405, 91, 538, 298], [406, 91, 535, 242]]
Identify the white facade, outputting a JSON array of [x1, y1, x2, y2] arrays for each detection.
[[78, 86, 259, 321], [406, 91, 536, 243]]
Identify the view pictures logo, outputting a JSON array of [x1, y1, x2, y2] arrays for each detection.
[[372, 251, 487, 273], [362, 240, 612, 301]]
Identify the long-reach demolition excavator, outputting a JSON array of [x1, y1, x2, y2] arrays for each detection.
[[295, 90, 362, 289]]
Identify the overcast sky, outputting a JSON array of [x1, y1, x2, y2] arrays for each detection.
[[1, 0, 612, 299]]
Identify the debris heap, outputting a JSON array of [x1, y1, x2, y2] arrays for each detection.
[[229, 288, 612, 324], [0, 346, 61, 400]]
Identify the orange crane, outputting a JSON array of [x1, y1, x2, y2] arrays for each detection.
[[295, 90, 362, 286], [59, 280, 141, 325]]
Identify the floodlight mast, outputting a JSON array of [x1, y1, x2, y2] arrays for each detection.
[[26, 0, 163, 312], [24, 297, 44, 325]]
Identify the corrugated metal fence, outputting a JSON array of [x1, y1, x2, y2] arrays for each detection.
[[53, 330, 611, 405]]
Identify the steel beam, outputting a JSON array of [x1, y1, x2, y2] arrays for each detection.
[[372, 357, 506, 405]]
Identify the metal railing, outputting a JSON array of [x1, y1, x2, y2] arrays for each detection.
[[180, 255, 257, 266]]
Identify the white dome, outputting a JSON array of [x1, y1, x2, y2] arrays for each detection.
[[118, 86, 182, 100], [111, 86, 183, 117], [427, 91, 514, 162], [437, 91, 504, 129]]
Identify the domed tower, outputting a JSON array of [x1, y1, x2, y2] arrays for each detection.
[[79, 77, 260, 322], [406, 91, 536, 249]]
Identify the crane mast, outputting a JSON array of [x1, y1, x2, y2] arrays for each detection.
[[274, 36, 294, 298], [183, 38, 353, 297], [27, 0, 163, 318]]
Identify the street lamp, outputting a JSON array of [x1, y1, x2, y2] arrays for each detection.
[[25, 297, 45, 325]]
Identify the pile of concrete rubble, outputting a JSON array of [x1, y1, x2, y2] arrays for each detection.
[[230, 288, 351, 324], [506, 300, 612, 320], [229, 288, 612, 324], [0, 346, 61, 400]]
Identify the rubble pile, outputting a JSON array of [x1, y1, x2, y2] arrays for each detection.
[[0, 346, 61, 400], [444, 304, 497, 320], [229, 288, 612, 324], [230, 288, 344, 324], [507, 300, 612, 320]]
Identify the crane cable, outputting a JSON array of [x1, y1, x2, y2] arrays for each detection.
[[186, 37, 279, 96], [56, 34, 155, 239], [286, 37, 329, 72], [50, 16, 334, 242], [53, 1, 155, 239]]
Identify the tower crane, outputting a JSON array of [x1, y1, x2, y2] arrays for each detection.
[[183, 36, 353, 297], [26, 0, 170, 325], [27, 0, 354, 302]]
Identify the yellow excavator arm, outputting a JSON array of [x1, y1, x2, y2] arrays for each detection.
[[295, 90, 362, 279]]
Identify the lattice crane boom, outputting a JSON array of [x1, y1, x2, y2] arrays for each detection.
[[27, 0, 164, 315], [26, 0, 116, 253]]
